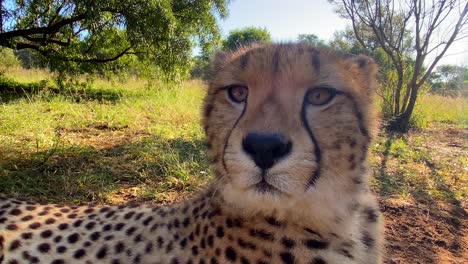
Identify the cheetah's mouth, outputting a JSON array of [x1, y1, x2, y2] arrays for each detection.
[[254, 179, 277, 193], [251, 171, 280, 194]]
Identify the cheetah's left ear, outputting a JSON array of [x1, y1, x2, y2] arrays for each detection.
[[346, 55, 378, 94], [212, 51, 229, 70]]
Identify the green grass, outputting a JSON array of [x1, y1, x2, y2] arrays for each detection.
[[412, 94, 467, 128], [370, 132, 467, 205], [0, 67, 466, 208], [1, 68, 208, 204]]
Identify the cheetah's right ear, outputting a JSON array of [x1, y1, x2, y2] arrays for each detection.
[[346, 55, 378, 94]]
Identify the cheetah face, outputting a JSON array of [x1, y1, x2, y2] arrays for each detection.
[[203, 44, 377, 215]]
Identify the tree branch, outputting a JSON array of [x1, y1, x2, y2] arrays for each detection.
[[418, 1, 468, 86], [0, 13, 86, 40], [25, 36, 71, 46], [2, 38, 138, 64], [68, 46, 135, 63]]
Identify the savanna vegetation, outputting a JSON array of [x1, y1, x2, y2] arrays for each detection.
[[330, 0, 467, 132], [0, 65, 466, 204], [1, 0, 467, 263]]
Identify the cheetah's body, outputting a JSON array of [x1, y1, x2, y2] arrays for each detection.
[[1, 43, 384, 264]]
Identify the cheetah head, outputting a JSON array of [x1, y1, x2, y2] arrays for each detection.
[[203, 43, 378, 221]]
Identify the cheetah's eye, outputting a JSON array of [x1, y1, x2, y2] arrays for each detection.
[[306, 87, 337, 106], [227, 85, 248, 103]]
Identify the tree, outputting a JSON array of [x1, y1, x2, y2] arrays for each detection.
[[190, 55, 211, 80], [437, 65, 464, 85], [328, 29, 364, 54], [297, 34, 325, 46], [330, 0, 468, 132], [0, 0, 228, 80], [429, 64, 466, 96], [14, 49, 47, 69], [223, 27, 271, 51], [190, 27, 271, 80]]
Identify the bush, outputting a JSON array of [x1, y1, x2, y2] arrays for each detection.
[[190, 57, 211, 80], [0, 48, 21, 68], [223, 27, 271, 51]]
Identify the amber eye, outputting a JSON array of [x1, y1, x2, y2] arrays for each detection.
[[306, 87, 336, 106], [227, 85, 248, 103]]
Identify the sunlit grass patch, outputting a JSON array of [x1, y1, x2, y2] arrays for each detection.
[[370, 127, 467, 205], [412, 94, 467, 128], [0, 66, 52, 84], [1, 72, 208, 204]]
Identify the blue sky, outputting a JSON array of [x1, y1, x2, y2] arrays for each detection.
[[219, 0, 347, 41], [216, 0, 467, 66]]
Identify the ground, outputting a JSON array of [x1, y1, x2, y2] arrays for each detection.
[[382, 197, 467, 264], [0, 67, 467, 263], [373, 126, 467, 264]]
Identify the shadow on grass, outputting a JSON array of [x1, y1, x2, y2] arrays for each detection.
[[0, 77, 122, 104], [372, 133, 464, 211], [374, 135, 460, 205], [0, 134, 209, 204], [373, 133, 467, 263]]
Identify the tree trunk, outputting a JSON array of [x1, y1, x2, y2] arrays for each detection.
[[394, 67, 404, 116], [388, 83, 419, 132], [0, 0, 3, 34]]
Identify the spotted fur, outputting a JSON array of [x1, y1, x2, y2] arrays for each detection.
[[0, 43, 383, 263]]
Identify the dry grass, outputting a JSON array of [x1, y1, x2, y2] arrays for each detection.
[[0, 66, 52, 84], [412, 94, 467, 129]]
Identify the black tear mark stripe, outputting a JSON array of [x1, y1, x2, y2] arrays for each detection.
[[301, 90, 370, 185], [342, 93, 370, 140], [342, 92, 371, 162], [302, 48, 322, 189], [302, 89, 368, 188], [301, 99, 322, 189], [221, 89, 248, 173]]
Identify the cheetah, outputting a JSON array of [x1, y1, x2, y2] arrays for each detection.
[[0, 43, 384, 264]]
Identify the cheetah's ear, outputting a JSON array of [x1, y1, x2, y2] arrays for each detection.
[[212, 51, 229, 70], [346, 55, 378, 94]]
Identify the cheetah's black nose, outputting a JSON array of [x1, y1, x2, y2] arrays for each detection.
[[242, 132, 292, 170]]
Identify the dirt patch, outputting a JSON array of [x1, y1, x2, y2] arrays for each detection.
[[373, 125, 467, 263], [416, 126, 467, 162], [382, 198, 467, 264]]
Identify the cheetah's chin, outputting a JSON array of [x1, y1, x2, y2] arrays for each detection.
[[253, 180, 278, 194]]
